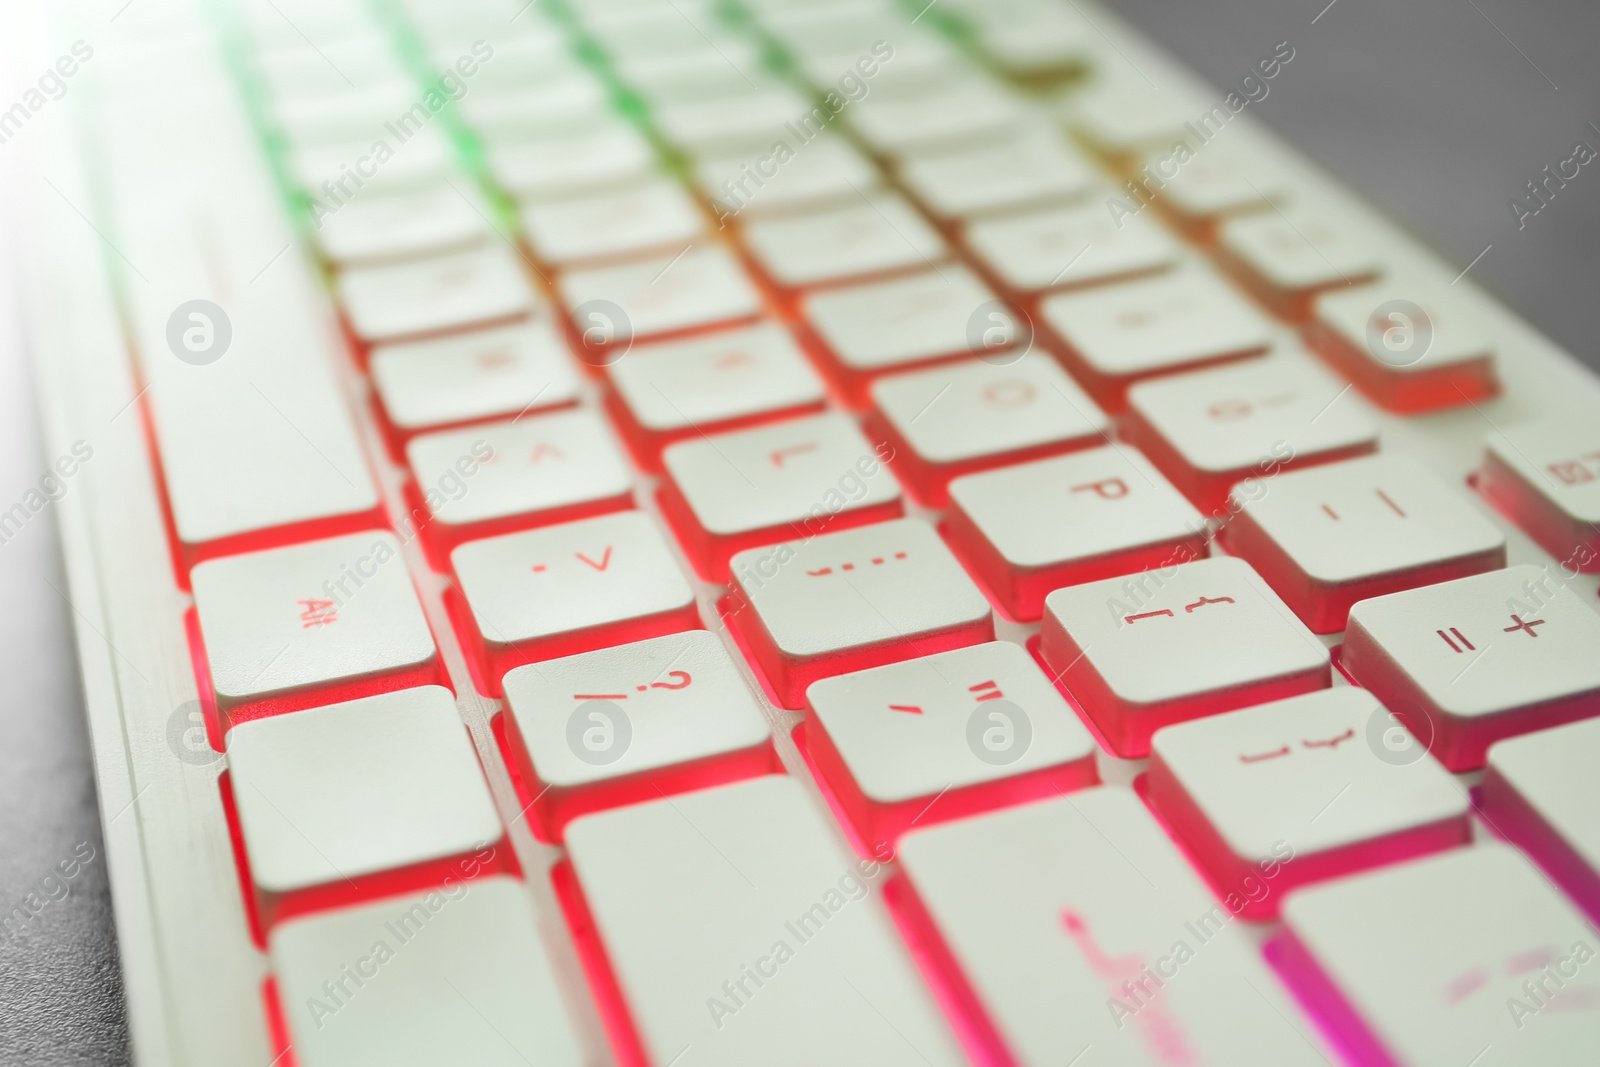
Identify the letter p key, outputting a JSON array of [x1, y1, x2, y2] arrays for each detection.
[[1071, 477, 1129, 500]]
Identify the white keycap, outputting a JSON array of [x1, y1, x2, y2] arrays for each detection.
[[946, 444, 1207, 621], [563, 776, 967, 1067], [1067, 83, 1198, 156], [503, 630, 771, 799], [370, 320, 581, 434], [407, 410, 633, 531], [227, 686, 502, 894], [744, 190, 947, 288], [458, 72, 611, 140], [965, 198, 1181, 293], [270, 81, 418, 146], [1040, 556, 1329, 756], [452, 510, 696, 653], [271, 876, 586, 1067], [256, 35, 407, 99], [608, 322, 827, 443], [1145, 143, 1289, 232], [652, 84, 817, 155], [897, 787, 1331, 1066], [287, 124, 457, 198], [192, 532, 438, 716], [868, 354, 1109, 503], [487, 122, 657, 201], [1280, 846, 1600, 1067], [803, 264, 1006, 380], [729, 517, 993, 707], [1484, 716, 1600, 917], [615, 40, 765, 101], [898, 128, 1097, 219], [559, 245, 762, 341], [1219, 208, 1382, 314], [1150, 688, 1469, 909], [848, 72, 1027, 156], [1125, 355, 1379, 509], [338, 244, 540, 343], [520, 178, 704, 266], [663, 411, 901, 558], [1039, 266, 1273, 404], [311, 183, 491, 266], [1343, 564, 1600, 771], [1480, 418, 1600, 573], [696, 135, 879, 221], [1225, 454, 1507, 632], [807, 642, 1097, 840]]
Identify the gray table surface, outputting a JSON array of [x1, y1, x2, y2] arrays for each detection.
[[1, 1, 1596, 1063]]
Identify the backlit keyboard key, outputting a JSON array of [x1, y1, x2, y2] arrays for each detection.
[[459, 72, 611, 141], [288, 127, 454, 199], [312, 184, 491, 266], [560, 776, 967, 1067], [271, 876, 585, 1067], [1483, 717, 1600, 921], [895, 787, 1331, 1066], [1277, 846, 1600, 1067], [450, 510, 700, 690], [743, 190, 947, 290], [559, 245, 762, 344], [651, 84, 816, 156], [1039, 265, 1274, 410], [1341, 564, 1600, 770], [1223, 454, 1506, 633], [1217, 208, 1382, 318], [605, 321, 828, 467], [897, 128, 1097, 220], [1477, 419, 1600, 573], [964, 198, 1181, 294], [520, 178, 704, 266], [502, 630, 776, 838], [338, 244, 541, 344], [727, 517, 993, 709], [865, 354, 1110, 507], [946, 444, 1208, 621], [1308, 279, 1500, 411], [227, 685, 505, 927], [487, 122, 657, 201], [370, 320, 580, 446], [1144, 144, 1288, 238], [1123, 356, 1380, 511], [1067, 83, 1198, 160], [1148, 688, 1469, 919], [848, 72, 1028, 156], [802, 264, 1010, 401], [192, 531, 441, 728], [406, 410, 634, 555], [1040, 556, 1329, 757], [695, 135, 878, 222], [659, 411, 903, 581], [805, 641, 1098, 850]]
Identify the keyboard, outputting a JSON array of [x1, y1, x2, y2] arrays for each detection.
[[12, 0, 1600, 1063]]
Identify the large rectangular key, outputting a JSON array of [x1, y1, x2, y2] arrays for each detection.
[[560, 776, 967, 1067]]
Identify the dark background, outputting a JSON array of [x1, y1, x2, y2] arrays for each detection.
[[2, 1, 1597, 1063]]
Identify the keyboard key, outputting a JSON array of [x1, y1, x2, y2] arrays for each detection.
[[287, 127, 455, 200], [270, 81, 417, 147], [1039, 556, 1329, 757], [1277, 846, 1600, 1067], [864, 354, 1110, 507], [727, 517, 993, 709], [805, 641, 1098, 850], [227, 685, 505, 926], [1217, 208, 1382, 319], [849, 72, 1029, 156], [964, 198, 1181, 294], [501, 631, 776, 838], [311, 183, 491, 266], [1483, 716, 1600, 922], [801, 264, 1009, 401], [605, 322, 828, 468], [1341, 564, 1600, 770], [458, 71, 611, 141], [651, 83, 816, 155], [695, 135, 879, 222], [1143, 143, 1288, 238], [1148, 688, 1469, 919], [1223, 454, 1507, 633], [1308, 279, 1500, 411], [559, 245, 762, 344], [450, 511, 700, 691], [1123, 356, 1380, 511], [659, 411, 903, 581], [897, 128, 1098, 220], [487, 121, 657, 201], [1066, 83, 1198, 159], [946, 444, 1208, 621], [192, 531, 441, 729], [520, 178, 704, 266], [338, 244, 541, 344], [560, 776, 967, 1067], [270, 876, 585, 1067], [1038, 265, 1274, 410], [895, 786, 1331, 1066], [743, 190, 948, 289], [1477, 419, 1600, 574]]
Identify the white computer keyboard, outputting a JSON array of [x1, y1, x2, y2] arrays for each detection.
[[12, 0, 1600, 1064]]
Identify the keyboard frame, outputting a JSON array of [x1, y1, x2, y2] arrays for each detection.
[[9, 1, 1600, 1063]]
